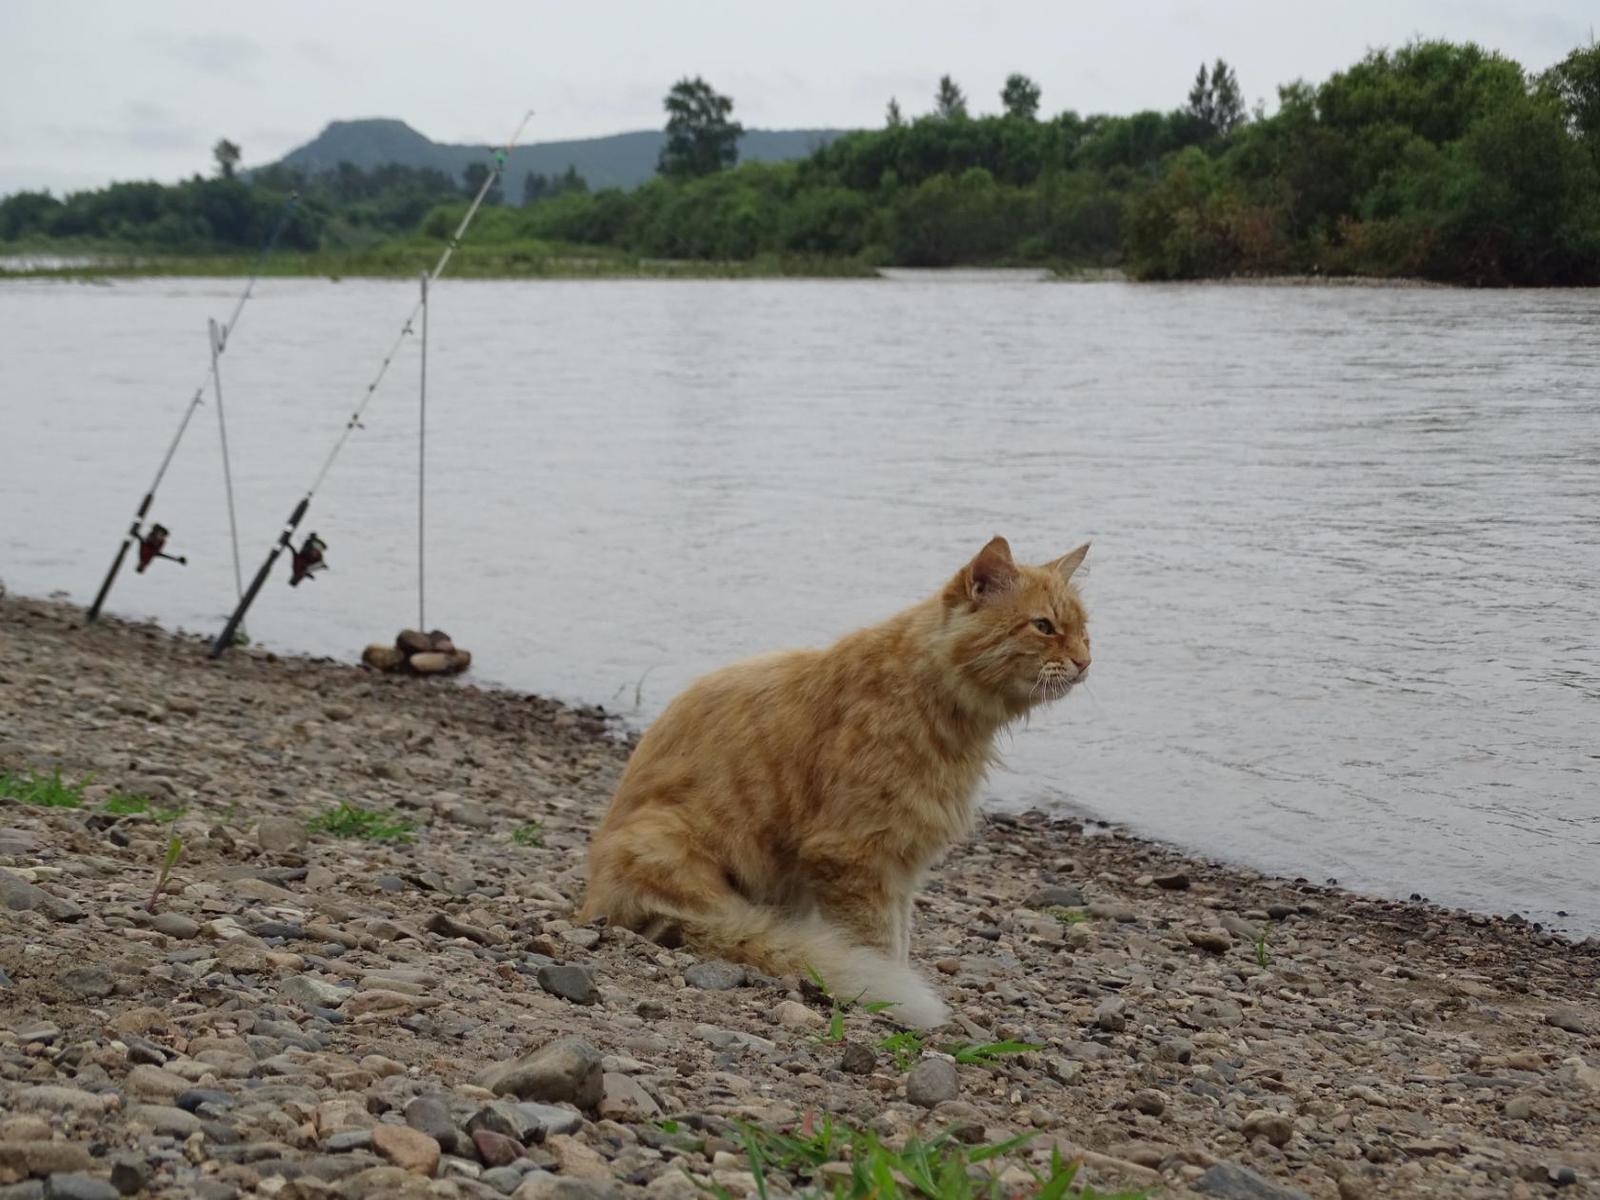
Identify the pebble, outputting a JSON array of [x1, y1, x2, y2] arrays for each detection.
[[1193, 1161, 1310, 1199], [1242, 1110, 1295, 1147], [471, 1129, 526, 1168], [0, 869, 84, 921], [480, 1038, 604, 1110], [281, 974, 354, 1008], [598, 1073, 660, 1120], [59, 967, 116, 998], [403, 1095, 458, 1152], [905, 1058, 959, 1108], [774, 1000, 824, 1029], [146, 912, 199, 939], [683, 961, 747, 990], [370, 1123, 442, 1175], [40, 1179, 119, 1200], [838, 1044, 876, 1075], [1026, 885, 1086, 908], [1187, 928, 1233, 954], [1154, 872, 1191, 890], [256, 816, 309, 853], [1547, 1007, 1590, 1035], [1130, 1090, 1166, 1116], [536, 964, 598, 1006], [1094, 996, 1127, 1032]]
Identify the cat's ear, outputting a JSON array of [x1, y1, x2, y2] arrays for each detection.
[[965, 535, 1018, 603], [1046, 542, 1090, 583]]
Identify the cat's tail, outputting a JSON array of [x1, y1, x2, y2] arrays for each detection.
[[676, 903, 950, 1030]]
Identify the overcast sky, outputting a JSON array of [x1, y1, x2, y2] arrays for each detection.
[[1, 0, 1593, 196]]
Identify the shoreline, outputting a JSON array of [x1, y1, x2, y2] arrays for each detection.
[[2, 593, 1598, 1198], [0, 253, 1507, 288]]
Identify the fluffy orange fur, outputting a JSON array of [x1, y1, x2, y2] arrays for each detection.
[[579, 536, 1091, 1027]]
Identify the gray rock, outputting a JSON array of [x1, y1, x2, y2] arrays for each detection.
[[469, 1101, 583, 1144], [0, 1181, 44, 1200], [1130, 1090, 1166, 1116], [838, 1044, 876, 1075], [323, 1130, 373, 1152], [905, 1058, 959, 1108], [1193, 1162, 1310, 1200], [1242, 1110, 1295, 1147], [281, 975, 353, 1009], [1187, 929, 1233, 954], [1087, 901, 1137, 923], [1153, 872, 1191, 890], [1547, 1008, 1591, 1035], [0, 869, 83, 922], [1026, 885, 1086, 909], [176, 1088, 233, 1113], [405, 1094, 460, 1153], [683, 960, 747, 990], [483, 1165, 538, 1193], [1094, 996, 1127, 1032], [479, 1038, 603, 1110], [146, 912, 199, 939], [59, 967, 115, 999], [536, 965, 597, 1006], [256, 817, 308, 853], [127, 1103, 203, 1135], [1220, 914, 1263, 941], [510, 1173, 620, 1200], [1505, 1095, 1534, 1120], [42, 1179, 119, 1200], [108, 1157, 148, 1197]]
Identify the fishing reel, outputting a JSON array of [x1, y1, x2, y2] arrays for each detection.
[[135, 524, 187, 573], [289, 532, 328, 587]]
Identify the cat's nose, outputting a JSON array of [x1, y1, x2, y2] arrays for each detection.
[[1071, 656, 1091, 675]]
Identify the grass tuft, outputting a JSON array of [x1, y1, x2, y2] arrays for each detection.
[[510, 821, 544, 847], [0, 767, 86, 808], [307, 802, 414, 843], [102, 793, 185, 822], [688, 1115, 1148, 1199]]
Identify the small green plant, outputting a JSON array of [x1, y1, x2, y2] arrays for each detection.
[[510, 821, 544, 847], [147, 835, 182, 913], [0, 767, 86, 808], [1047, 905, 1090, 924], [806, 967, 896, 1043], [1255, 920, 1274, 968], [878, 1029, 927, 1070], [947, 1040, 1043, 1065], [307, 802, 415, 843], [685, 1115, 1146, 1200], [102, 793, 185, 822]]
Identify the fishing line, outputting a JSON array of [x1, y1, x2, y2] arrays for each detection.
[[209, 110, 534, 658], [86, 191, 300, 621]]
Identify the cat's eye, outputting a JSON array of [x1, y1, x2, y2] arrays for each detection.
[[1032, 618, 1056, 635]]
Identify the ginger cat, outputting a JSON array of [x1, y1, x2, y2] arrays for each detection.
[[580, 536, 1091, 1028]]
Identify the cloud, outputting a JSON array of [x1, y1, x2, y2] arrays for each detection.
[[143, 31, 263, 78]]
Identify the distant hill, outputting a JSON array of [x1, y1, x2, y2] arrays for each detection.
[[267, 118, 851, 195]]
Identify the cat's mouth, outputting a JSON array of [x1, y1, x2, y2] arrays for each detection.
[[1032, 673, 1079, 702]]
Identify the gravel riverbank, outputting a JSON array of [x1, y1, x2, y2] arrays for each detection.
[[1, 595, 1596, 1199]]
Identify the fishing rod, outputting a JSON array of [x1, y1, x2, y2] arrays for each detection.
[[86, 192, 300, 622], [208, 110, 534, 658]]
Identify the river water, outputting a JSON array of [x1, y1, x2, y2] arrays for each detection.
[[2, 276, 1596, 932]]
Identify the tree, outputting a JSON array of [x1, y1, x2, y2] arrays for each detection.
[[1187, 59, 1246, 137], [462, 162, 504, 205], [1001, 73, 1041, 120], [886, 97, 904, 128], [1542, 42, 1600, 164], [935, 75, 968, 120], [212, 139, 241, 180], [659, 77, 743, 179], [523, 171, 552, 204], [558, 164, 589, 194]]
